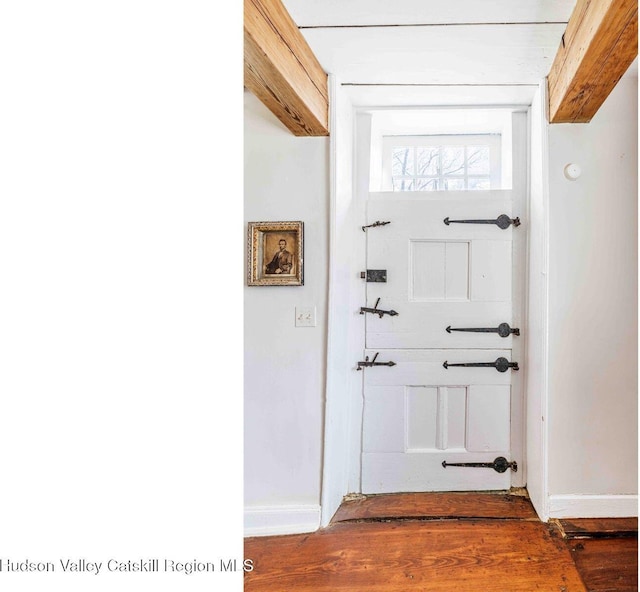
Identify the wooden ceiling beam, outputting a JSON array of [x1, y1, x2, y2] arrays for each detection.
[[548, 0, 638, 123], [244, 0, 329, 136]]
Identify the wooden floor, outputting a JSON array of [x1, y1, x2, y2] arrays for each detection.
[[556, 519, 638, 592], [244, 493, 638, 592]]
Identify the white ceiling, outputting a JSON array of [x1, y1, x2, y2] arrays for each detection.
[[283, 0, 576, 27], [298, 24, 566, 85], [281, 0, 577, 106]]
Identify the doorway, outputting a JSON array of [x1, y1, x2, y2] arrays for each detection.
[[356, 109, 528, 494]]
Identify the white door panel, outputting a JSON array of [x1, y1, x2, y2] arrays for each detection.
[[466, 385, 511, 452], [471, 240, 512, 301], [363, 384, 511, 454], [370, 239, 511, 302], [362, 192, 520, 493]]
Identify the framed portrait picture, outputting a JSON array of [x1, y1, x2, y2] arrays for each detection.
[[247, 221, 304, 286]]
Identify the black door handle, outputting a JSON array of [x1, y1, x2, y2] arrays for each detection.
[[442, 456, 518, 473], [443, 357, 519, 372], [446, 323, 519, 338], [357, 352, 397, 371], [360, 298, 399, 318], [443, 214, 520, 229]]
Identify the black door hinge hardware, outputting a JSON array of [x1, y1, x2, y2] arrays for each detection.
[[360, 269, 387, 283], [443, 357, 519, 373], [442, 456, 518, 473], [360, 298, 398, 318], [446, 323, 520, 338], [443, 214, 521, 229], [362, 220, 391, 232], [357, 352, 396, 371]]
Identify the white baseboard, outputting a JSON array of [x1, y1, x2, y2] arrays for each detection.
[[548, 494, 638, 519], [244, 504, 321, 537]]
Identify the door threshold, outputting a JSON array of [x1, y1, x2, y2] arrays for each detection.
[[331, 490, 537, 524]]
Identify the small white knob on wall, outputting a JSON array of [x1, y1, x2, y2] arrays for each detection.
[[564, 163, 582, 180]]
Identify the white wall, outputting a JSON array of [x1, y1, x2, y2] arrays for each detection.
[[244, 71, 638, 533], [244, 91, 329, 535], [546, 77, 638, 517]]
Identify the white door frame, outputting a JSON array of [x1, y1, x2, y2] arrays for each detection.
[[510, 110, 529, 489], [322, 93, 542, 525], [524, 82, 551, 521], [320, 78, 366, 527]]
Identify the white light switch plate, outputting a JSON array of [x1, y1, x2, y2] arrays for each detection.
[[295, 306, 316, 327]]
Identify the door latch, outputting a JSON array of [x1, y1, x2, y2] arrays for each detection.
[[360, 269, 387, 283], [443, 357, 519, 372], [442, 456, 518, 473], [360, 298, 398, 318], [362, 220, 391, 232], [357, 352, 396, 371], [446, 322, 520, 338], [443, 214, 520, 229]]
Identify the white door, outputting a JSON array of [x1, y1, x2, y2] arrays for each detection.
[[361, 192, 522, 492]]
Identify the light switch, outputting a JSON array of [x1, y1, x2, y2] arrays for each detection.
[[295, 306, 316, 327]]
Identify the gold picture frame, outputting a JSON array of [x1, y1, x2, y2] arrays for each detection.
[[247, 221, 304, 286]]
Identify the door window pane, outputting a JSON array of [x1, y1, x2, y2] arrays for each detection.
[[441, 146, 465, 176], [416, 146, 439, 176], [392, 147, 414, 176], [467, 146, 490, 175]]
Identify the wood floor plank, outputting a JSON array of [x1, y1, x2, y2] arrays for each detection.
[[245, 519, 587, 591], [332, 492, 537, 522], [559, 518, 638, 539], [567, 538, 638, 592]]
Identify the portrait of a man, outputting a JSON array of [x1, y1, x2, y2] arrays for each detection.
[[265, 238, 293, 274], [247, 221, 303, 286]]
